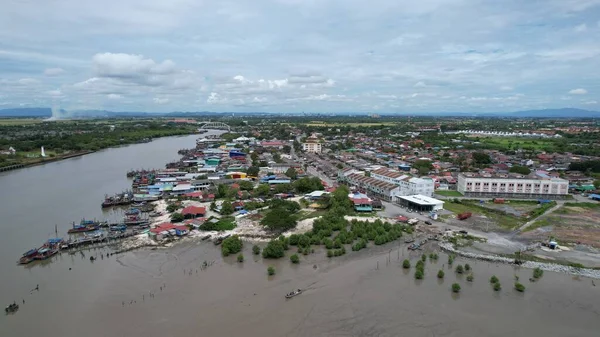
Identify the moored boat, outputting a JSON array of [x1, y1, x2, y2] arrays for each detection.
[[109, 224, 127, 232], [124, 208, 141, 216], [67, 219, 101, 234], [18, 248, 38, 265]]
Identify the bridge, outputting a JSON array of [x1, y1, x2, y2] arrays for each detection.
[[198, 122, 231, 131]]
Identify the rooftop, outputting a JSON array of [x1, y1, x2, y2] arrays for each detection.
[[397, 194, 444, 206], [459, 172, 568, 182]]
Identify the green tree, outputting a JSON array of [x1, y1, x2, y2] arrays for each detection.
[[466, 274, 474, 282], [209, 201, 217, 211], [493, 282, 502, 291], [472, 152, 492, 166], [221, 235, 243, 256], [533, 267, 543, 279], [290, 254, 300, 264], [509, 165, 531, 175], [490, 275, 499, 284], [166, 203, 179, 213], [170, 212, 184, 222], [220, 201, 234, 215], [464, 263, 471, 271], [402, 259, 411, 269], [252, 245, 261, 255], [238, 180, 254, 191], [237, 253, 244, 263], [452, 283, 461, 293], [274, 183, 293, 194], [414, 269, 424, 280], [255, 184, 271, 196], [514, 282, 526, 292], [455, 265, 464, 274], [247, 166, 260, 177], [262, 240, 285, 258], [261, 208, 298, 231], [217, 184, 230, 199], [267, 266, 275, 275], [437, 270, 445, 279], [285, 167, 298, 180]]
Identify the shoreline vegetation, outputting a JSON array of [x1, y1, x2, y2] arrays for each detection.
[[0, 119, 198, 171]]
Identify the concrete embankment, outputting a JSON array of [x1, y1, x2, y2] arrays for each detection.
[[439, 242, 600, 279]]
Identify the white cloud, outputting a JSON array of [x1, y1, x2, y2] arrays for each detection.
[[17, 78, 40, 85], [44, 68, 64, 76], [583, 100, 598, 105], [153, 97, 169, 104], [574, 23, 587, 32], [569, 88, 588, 95], [2, 0, 600, 112], [93, 53, 176, 79]]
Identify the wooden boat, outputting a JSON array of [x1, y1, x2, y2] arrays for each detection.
[[201, 235, 211, 241], [68, 219, 101, 234], [213, 234, 230, 245], [124, 208, 141, 216], [109, 224, 127, 232], [18, 248, 38, 265], [5, 303, 19, 313], [285, 289, 303, 299], [404, 238, 415, 243]]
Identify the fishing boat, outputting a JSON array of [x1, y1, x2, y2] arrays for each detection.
[[124, 214, 148, 226], [67, 219, 100, 234], [18, 248, 38, 265], [124, 208, 140, 216], [131, 201, 147, 207], [5, 303, 19, 313], [404, 238, 415, 243], [34, 247, 59, 260], [201, 234, 212, 241], [109, 224, 127, 232], [148, 211, 162, 217], [285, 289, 303, 299]]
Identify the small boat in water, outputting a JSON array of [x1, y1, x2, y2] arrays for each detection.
[[285, 289, 303, 299], [131, 202, 146, 207], [201, 235, 212, 241], [5, 303, 19, 313]]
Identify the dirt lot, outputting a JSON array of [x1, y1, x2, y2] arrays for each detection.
[[442, 200, 526, 232], [519, 203, 600, 248], [480, 201, 541, 217]]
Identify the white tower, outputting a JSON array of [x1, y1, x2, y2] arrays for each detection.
[[41, 146, 46, 157]]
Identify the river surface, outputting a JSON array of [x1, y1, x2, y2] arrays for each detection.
[[1, 132, 600, 337]]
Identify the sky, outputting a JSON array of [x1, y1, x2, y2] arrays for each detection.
[[1, 0, 599, 113]]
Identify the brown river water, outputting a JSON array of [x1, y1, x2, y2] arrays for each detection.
[[1, 133, 600, 337]]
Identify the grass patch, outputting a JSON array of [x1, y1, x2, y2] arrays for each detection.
[[435, 190, 463, 197], [296, 209, 328, 221], [523, 218, 553, 232], [564, 202, 600, 209]]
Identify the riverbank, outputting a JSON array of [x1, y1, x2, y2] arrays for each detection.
[[0, 150, 95, 172]]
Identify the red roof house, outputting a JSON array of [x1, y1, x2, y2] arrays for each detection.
[[181, 206, 206, 219]]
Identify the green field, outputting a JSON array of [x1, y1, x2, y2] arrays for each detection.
[[0, 118, 43, 125], [476, 136, 557, 151]]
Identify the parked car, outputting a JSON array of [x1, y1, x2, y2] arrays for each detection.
[[425, 221, 432, 225]]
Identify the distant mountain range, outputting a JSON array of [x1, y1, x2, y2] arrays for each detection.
[[1, 107, 599, 118]]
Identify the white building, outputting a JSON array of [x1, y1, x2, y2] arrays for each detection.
[[302, 134, 322, 153], [396, 195, 444, 212], [370, 168, 435, 197], [457, 172, 569, 199]]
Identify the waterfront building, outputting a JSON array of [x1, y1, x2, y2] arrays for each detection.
[[457, 171, 569, 199], [348, 192, 373, 212]]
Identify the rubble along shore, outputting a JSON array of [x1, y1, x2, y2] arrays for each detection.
[[439, 242, 600, 280]]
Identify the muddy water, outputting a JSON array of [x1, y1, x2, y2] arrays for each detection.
[[1, 131, 599, 336], [2, 239, 599, 337]]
